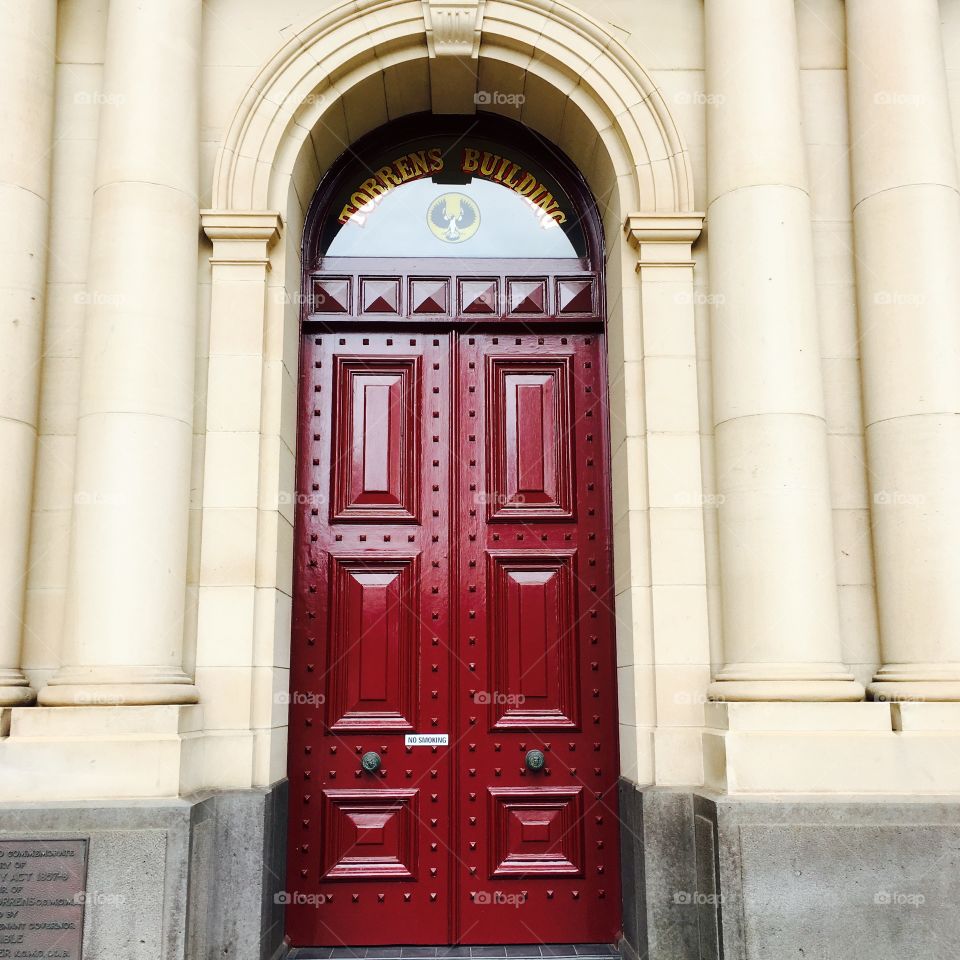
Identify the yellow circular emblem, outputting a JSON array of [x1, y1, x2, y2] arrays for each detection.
[[427, 193, 481, 243]]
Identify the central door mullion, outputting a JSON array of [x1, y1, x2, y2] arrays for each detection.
[[448, 330, 462, 945]]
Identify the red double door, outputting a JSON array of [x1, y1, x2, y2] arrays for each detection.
[[287, 328, 620, 946]]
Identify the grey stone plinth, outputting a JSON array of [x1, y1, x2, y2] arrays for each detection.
[[618, 782, 960, 960], [0, 781, 288, 960]]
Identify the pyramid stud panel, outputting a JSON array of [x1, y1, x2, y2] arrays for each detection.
[[410, 278, 449, 315], [460, 279, 499, 315], [557, 277, 595, 315], [361, 277, 401, 314], [508, 278, 547, 315], [312, 277, 351, 313]]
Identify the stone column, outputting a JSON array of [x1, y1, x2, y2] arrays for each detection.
[[704, 0, 861, 701], [0, 1, 56, 706], [846, 0, 960, 701], [39, 0, 201, 706]]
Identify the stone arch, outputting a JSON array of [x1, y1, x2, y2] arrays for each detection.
[[197, 0, 708, 792], [210, 0, 694, 218]]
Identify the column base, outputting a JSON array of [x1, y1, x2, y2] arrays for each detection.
[[709, 664, 864, 701], [38, 665, 199, 706], [868, 663, 960, 701], [0, 669, 36, 706]]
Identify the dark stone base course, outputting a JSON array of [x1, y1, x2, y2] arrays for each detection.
[[618, 780, 960, 960], [0, 781, 289, 960], [4, 782, 960, 960]]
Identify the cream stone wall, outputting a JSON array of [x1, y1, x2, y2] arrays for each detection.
[[6, 0, 960, 800]]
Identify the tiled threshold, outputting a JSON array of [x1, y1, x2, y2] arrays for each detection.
[[288, 944, 620, 959]]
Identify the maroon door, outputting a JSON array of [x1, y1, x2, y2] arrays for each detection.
[[286, 323, 620, 947]]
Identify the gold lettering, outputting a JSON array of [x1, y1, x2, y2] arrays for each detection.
[[534, 191, 558, 214], [408, 150, 431, 177], [360, 178, 387, 199], [462, 148, 481, 173], [502, 163, 522, 188], [394, 156, 415, 181], [337, 204, 355, 224], [479, 151, 500, 177], [376, 165, 402, 188], [513, 173, 539, 196], [428, 147, 445, 172], [493, 157, 511, 182], [527, 185, 547, 205]]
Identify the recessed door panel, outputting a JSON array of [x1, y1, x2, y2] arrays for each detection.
[[488, 787, 585, 877], [331, 357, 420, 522], [326, 556, 418, 731], [486, 358, 573, 521], [487, 552, 580, 729], [320, 789, 420, 880]]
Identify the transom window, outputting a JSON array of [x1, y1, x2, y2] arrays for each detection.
[[318, 134, 588, 259]]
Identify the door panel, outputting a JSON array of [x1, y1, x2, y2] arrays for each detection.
[[454, 333, 619, 944], [287, 329, 619, 947], [330, 357, 420, 521], [486, 358, 573, 520], [326, 555, 419, 731], [287, 332, 452, 946], [486, 552, 579, 729]]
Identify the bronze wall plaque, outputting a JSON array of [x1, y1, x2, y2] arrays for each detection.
[[0, 839, 88, 960]]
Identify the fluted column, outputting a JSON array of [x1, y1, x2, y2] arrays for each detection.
[[704, 0, 862, 701], [846, 0, 960, 701], [39, 0, 201, 706], [0, 1, 56, 706]]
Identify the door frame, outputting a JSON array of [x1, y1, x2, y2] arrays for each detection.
[[286, 114, 622, 946]]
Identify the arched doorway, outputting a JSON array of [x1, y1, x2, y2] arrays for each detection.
[[285, 114, 621, 948]]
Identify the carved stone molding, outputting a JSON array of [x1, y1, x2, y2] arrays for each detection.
[[422, 0, 485, 58], [201, 210, 284, 266], [624, 212, 704, 267]]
